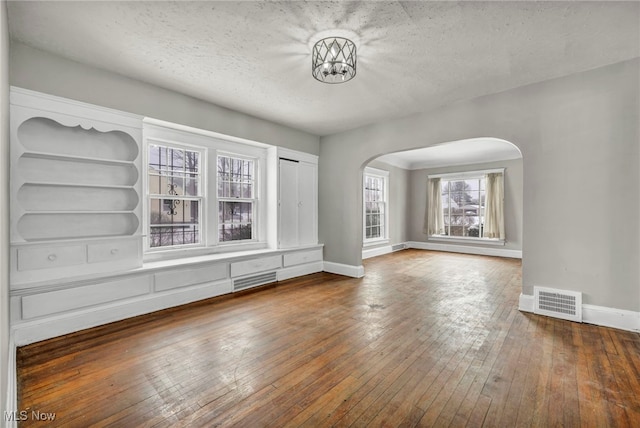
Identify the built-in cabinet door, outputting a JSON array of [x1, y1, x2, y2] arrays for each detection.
[[278, 158, 317, 248], [279, 158, 299, 248], [297, 161, 317, 246]]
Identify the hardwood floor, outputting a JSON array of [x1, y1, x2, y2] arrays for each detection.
[[17, 250, 640, 427]]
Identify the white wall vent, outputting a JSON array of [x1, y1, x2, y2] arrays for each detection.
[[534, 286, 582, 322], [392, 243, 406, 251], [233, 271, 277, 291]]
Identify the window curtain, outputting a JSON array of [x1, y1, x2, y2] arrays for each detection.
[[424, 178, 444, 235], [483, 172, 505, 239]]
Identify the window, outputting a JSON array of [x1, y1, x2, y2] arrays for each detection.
[[144, 120, 267, 255], [363, 168, 389, 242], [440, 176, 485, 237], [148, 144, 203, 248], [217, 155, 255, 242], [427, 169, 504, 241]]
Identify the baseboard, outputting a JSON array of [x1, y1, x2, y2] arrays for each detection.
[[5, 332, 17, 428], [323, 262, 365, 278], [362, 245, 393, 260], [406, 241, 522, 259], [12, 280, 233, 346], [519, 293, 639, 332], [582, 304, 640, 332], [277, 261, 324, 281], [518, 293, 534, 312]]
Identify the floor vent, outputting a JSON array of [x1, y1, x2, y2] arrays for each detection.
[[534, 286, 582, 322], [233, 271, 277, 291], [392, 244, 406, 251]]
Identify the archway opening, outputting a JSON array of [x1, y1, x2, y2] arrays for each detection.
[[361, 137, 523, 261]]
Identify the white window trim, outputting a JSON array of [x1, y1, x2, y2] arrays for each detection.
[[363, 167, 390, 245], [216, 151, 259, 245], [427, 168, 505, 244], [142, 119, 268, 261], [144, 138, 207, 253]]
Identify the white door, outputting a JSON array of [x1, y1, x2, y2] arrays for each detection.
[[297, 162, 317, 246], [278, 159, 299, 248]]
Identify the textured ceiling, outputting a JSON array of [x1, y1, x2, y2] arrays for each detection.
[[7, 1, 640, 136]]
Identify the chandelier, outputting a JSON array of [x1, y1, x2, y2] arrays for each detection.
[[312, 37, 357, 84]]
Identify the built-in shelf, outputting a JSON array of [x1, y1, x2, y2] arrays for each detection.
[[10, 88, 144, 284], [20, 150, 135, 167], [20, 210, 135, 215], [22, 181, 135, 190]]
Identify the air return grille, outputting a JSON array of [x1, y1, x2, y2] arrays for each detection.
[[233, 271, 277, 291], [534, 286, 582, 322], [392, 244, 406, 251]]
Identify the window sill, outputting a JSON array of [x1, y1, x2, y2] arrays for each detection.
[[363, 238, 390, 248], [144, 241, 268, 263], [428, 235, 505, 246]]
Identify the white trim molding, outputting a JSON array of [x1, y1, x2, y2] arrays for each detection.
[[277, 261, 323, 282], [519, 293, 639, 333], [582, 305, 640, 333], [406, 241, 522, 259], [323, 262, 365, 278], [362, 245, 393, 260], [518, 293, 534, 312], [5, 332, 17, 428]]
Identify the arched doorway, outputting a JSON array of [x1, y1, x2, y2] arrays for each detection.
[[361, 137, 523, 261]]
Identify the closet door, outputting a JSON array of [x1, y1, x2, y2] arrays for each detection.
[[297, 161, 317, 246], [278, 158, 299, 248]]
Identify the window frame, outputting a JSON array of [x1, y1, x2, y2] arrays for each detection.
[[216, 151, 258, 245], [363, 167, 390, 246], [428, 168, 505, 245], [142, 119, 268, 259], [145, 139, 207, 252]]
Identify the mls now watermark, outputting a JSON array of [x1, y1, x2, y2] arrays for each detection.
[[5, 410, 56, 422]]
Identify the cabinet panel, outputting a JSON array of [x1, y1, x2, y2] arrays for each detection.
[[87, 240, 140, 264], [297, 162, 317, 246], [279, 159, 299, 248], [155, 263, 228, 292], [21, 275, 151, 319], [231, 255, 281, 277], [17, 245, 86, 271], [283, 249, 323, 267], [278, 157, 317, 249]]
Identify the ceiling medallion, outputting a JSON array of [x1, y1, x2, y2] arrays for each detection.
[[312, 37, 357, 84]]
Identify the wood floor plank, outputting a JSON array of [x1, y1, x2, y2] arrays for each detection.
[[16, 250, 640, 427]]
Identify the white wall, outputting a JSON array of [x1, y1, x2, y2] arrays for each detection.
[[319, 59, 639, 312], [9, 42, 320, 155], [408, 158, 523, 252], [1, 0, 10, 419]]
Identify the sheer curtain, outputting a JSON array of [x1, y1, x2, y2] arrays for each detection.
[[424, 177, 444, 235], [483, 172, 504, 239]]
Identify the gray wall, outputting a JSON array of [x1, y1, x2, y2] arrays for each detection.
[[365, 159, 409, 248], [319, 59, 639, 311], [408, 158, 523, 251], [9, 42, 320, 155], [1, 0, 9, 417]]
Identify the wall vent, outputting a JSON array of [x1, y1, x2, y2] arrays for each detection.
[[233, 271, 277, 291], [534, 286, 582, 322], [392, 243, 406, 251]]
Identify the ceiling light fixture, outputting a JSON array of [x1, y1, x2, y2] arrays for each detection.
[[312, 37, 356, 84]]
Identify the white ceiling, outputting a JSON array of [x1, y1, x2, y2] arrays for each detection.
[[7, 1, 640, 137], [377, 138, 522, 170]]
